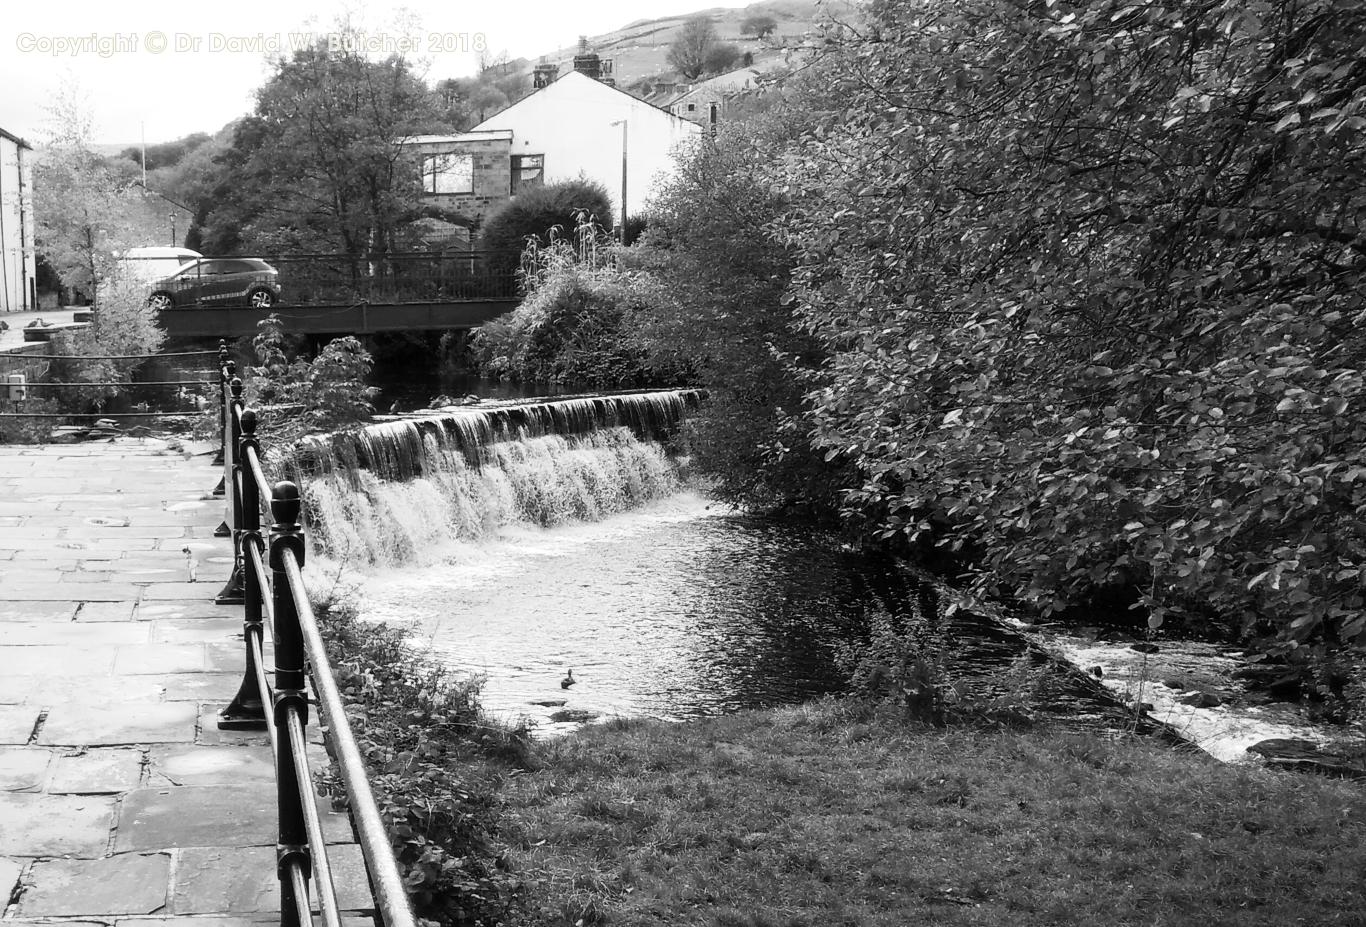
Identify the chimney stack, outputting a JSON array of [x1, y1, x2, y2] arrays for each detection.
[[573, 37, 602, 80], [533, 57, 559, 89]]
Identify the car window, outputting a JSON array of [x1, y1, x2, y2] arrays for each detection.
[[224, 260, 260, 274]]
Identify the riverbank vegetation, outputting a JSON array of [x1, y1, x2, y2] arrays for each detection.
[[475, 0, 1366, 686], [312, 587, 1366, 926], [311, 598, 533, 925]]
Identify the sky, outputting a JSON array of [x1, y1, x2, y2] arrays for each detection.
[[0, 0, 752, 146]]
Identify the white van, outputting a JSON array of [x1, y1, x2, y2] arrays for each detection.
[[118, 247, 203, 286]]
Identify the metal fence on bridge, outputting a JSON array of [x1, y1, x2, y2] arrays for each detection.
[[262, 251, 520, 305]]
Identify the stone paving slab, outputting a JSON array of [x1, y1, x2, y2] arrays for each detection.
[[114, 785, 354, 852], [161, 673, 249, 702], [136, 600, 244, 621], [149, 745, 275, 786], [0, 441, 372, 921], [114, 643, 209, 675], [19, 853, 171, 916], [0, 707, 41, 744], [0, 793, 117, 855], [172, 844, 373, 914], [78, 601, 140, 622], [0, 675, 168, 707], [0, 645, 118, 675], [39, 702, 200, 746], [1, 621, 151, 645], [152, 618, 245, 643], [117, 918, 376, 927], [0, 601, 78, 621], [0, 582, 145, 600], [0, 748, 51, 790], [1, 855, 23, 901], [49, 748, 146, 793]]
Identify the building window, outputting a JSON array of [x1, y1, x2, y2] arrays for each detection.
[[511, 154, 544, 195], [687, 103, 696, 112], [422, 153, 473, 195]]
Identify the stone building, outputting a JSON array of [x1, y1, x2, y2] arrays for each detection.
[[0, 126, 36, 311], [406, 68, 700, 232]]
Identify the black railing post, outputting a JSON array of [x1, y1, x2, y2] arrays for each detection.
[[270, 480, 311, 926], [219, 408, 268, 730], [214, 361, 237, 531], [212, 340, 228, 469], [217, 378, 247, 604]]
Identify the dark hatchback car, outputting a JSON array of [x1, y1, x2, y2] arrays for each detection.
[[146, 258, 281, 309]]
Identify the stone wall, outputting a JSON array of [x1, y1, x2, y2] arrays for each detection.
[[411, 137, 513, 230]]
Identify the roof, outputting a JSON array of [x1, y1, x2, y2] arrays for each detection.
[[0, 126, 32, 150], [474, 70, 689, 129], [404, 130, 514, 146], [664, 60, 790, 107]]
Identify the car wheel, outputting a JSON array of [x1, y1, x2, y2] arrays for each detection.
[[147, 292, 173, 311], [248, 288, 276, 308]]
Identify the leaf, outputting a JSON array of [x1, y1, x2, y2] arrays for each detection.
[[1273, 112, 1302, 132]]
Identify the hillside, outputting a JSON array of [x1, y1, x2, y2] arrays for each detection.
[[518, 0, 856, 95]]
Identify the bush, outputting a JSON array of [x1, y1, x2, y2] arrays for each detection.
[[245, 315, 377, 437], [472, 242, 681, 389], [0, 398, 60, 444], [44, 274, 168, 415], [479, 179, 615, 281]]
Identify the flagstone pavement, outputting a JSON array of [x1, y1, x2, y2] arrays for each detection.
[[0, 438, 375, 923]]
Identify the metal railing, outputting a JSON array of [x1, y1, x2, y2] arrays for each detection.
[[261, 251, 519, 305], [210, 342, 416, 927]]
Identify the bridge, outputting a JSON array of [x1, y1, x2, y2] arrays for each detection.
[[154, 298, 521, 338], [149, 250, 521, 339]]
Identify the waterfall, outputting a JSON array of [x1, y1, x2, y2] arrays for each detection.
[[294, 390, 702, 567]]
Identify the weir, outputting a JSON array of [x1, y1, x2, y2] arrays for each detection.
[[290, 389, 704, 567]]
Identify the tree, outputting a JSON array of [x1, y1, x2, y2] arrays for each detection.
[[632, 108, 850, 518], [193, 29, 440, 256], [779, 0, 1366, 651], [668, 18, 718, 80], [119, 133, 211, 172], [740, 14, 778, 39], [33, 83, 162, 306], [704, 42, 742, 75]]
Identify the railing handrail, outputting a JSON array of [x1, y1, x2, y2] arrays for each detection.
[[212, 340, 418, 927]]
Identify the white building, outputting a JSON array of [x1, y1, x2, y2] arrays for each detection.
[[410, 70, 702, 230], [0, 127, 35, 311]]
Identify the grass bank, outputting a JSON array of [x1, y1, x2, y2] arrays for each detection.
[[313, 600, 1366, 926], [502, 701, 1366, 927]]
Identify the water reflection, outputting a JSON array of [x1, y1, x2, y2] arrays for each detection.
[[352, 493, 891, 728]]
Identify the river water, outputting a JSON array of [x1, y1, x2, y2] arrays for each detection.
[[294, 392, 1350, 755], [337, 491, 878, 728], [294, 393, 1146, 736]]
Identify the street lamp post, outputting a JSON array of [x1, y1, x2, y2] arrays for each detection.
[[609, 119, 627, 243]]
